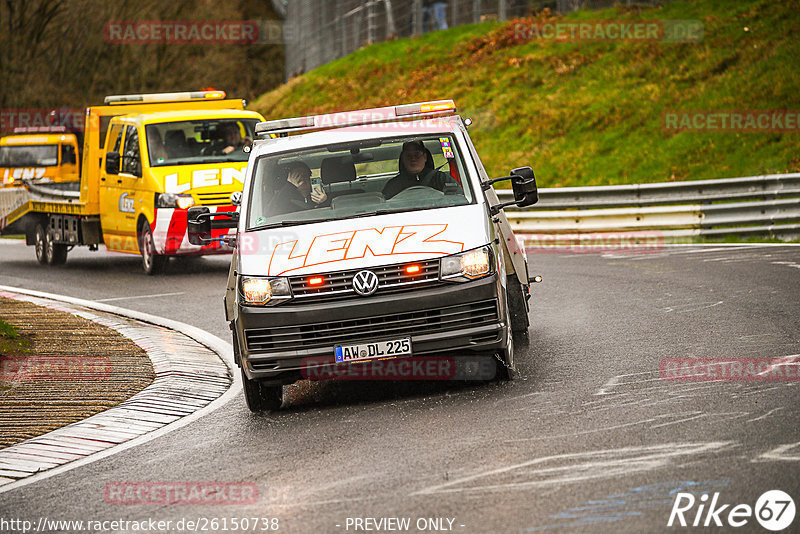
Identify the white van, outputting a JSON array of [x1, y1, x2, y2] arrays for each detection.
[[188, 100, 539, 411]]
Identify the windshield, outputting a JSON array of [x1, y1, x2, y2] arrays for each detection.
[[145, 119, 259, 167], [0, 145, 58, 167], [246, 135, 474, 229]]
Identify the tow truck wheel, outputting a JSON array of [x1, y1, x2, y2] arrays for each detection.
[[34, 223, 49, 264], [45, 228, 68, 265], [240, 367, 283, 412], [138, 223, 167, 275]]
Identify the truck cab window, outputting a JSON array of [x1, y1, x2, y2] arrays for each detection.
[[61, 144, 76, 165], [122, 126, 141, 176]]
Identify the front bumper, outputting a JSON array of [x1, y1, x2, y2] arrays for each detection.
[[235, 274, 509, 382], [151, 206, 235, 256]]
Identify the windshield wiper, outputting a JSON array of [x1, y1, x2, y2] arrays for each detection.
[[352, 208, 408, 218], [251, 217, 339, 230]]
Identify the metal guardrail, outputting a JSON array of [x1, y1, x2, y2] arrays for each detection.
[[3, 174, 799, 242], [499, 173, 800, 241]]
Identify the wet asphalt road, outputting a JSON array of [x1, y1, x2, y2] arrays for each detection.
[[1, 240, 799, 533]]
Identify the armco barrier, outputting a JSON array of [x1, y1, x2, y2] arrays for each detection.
[[2, 174, 799, 242], [499, 173, 800, 241]]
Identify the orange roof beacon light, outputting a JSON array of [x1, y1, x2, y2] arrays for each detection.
[[254, 99, 458, 137], [104, 90, 227, 105]]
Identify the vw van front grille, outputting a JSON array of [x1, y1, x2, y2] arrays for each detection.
[[196, 193, 234, 206], [287, 258, 441, 302], [244, 299, 499, 352]]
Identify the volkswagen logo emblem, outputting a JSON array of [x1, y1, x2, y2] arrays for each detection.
[[352, 270, 379, 296], [230, 191, 242, 206]]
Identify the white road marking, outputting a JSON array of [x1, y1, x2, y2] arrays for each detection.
[[756, 442, 800, 462], [747, 408, 784, 423], [595, 371, 656, 395], [95, 291, 186, 302], [650, 411, 750, 429], [662, 300, 724, 313], [504, 417, 661, 443], [771, 260, 800, 269], [755, 354, 799, 377], [411, 442, 735, 495]]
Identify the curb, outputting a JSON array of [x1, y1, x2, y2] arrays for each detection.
[[0, 286, 241, 495]]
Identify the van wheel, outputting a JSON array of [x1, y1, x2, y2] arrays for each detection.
[[496, 304, 516, 381], [507, 275, 530, 333], [46, 229, 68, 265], [34, 223, 49, 264], [241, 367, 283, 412], [139, 223, 167, 275]]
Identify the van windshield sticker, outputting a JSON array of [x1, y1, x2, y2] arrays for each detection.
[[439, 137, 454, 158]]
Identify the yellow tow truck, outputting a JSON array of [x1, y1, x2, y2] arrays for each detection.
[[1, 127, 80, 187], [0, 90, 264, 273]]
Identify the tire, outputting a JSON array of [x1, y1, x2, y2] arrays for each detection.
[[496, 302, 516, 381], [138, 223, 167, 275], [45, 228, 68, 265], [34, 223, 49, 264], [506, 275, 530, 333], [241, 366, 283, 412]]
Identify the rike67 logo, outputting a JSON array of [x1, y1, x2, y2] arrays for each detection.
[[668, 490, 795, 531]]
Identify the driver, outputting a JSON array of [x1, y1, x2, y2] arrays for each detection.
[[382, 140, 460, 199], [218, 122, 249, 155]]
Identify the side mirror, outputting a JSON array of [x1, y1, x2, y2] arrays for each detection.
[[105, 152, 120, 175], [187, 206, 240, 246], [510, 167, 538, 207], [187, 207, 211, 245], [483, 166, 539, 215]]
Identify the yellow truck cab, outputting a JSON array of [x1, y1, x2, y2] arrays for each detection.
[[0, 127, 80, 187], [100, 107, 263, 273], [0, 90, 264, 274]]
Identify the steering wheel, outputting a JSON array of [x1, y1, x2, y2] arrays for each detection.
[[391, 185, 444, 200]]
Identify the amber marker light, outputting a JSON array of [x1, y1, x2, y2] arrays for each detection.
[[405, 264, 422, 275], [308, 277, 324, 286]]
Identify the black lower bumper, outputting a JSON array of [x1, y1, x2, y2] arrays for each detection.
[[235, 274, 509, 383]]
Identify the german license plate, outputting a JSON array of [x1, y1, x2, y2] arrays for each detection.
[[335, 338, 412, 363]]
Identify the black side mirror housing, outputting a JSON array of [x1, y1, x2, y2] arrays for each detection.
[[511, 167, 538, 207], [105, 152, 120, 175], [187, 207, 211, 245], [484, 166, 539, 215], [187, 206, 240, 246]]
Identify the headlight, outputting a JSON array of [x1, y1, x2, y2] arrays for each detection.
[[440, 246, 493, 281], [156, 193, 195, 209], [240, 276, 291, 305]]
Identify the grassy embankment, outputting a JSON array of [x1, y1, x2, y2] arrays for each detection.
[[253, 0, 799, 187]]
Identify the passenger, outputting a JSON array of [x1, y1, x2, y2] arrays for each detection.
[[270, 161, 328, 215], [382, 140, 460, 199], [148, 130, 169, 163]]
